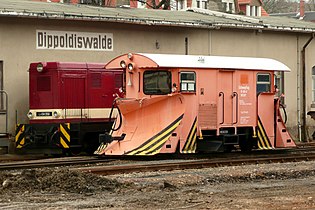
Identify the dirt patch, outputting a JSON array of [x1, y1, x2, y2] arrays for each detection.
[[0, 168, 120, 194], [1, 161, 315, 209]]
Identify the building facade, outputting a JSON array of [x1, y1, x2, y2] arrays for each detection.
[[1, 0, 315, 142]]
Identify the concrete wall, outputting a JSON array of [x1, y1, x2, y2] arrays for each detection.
[[1, 16, 315, 141]]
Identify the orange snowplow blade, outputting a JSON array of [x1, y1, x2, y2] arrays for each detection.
[[95, 94, 185, 155]]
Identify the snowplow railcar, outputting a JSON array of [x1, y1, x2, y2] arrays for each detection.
[[95, 53, 295, 156]]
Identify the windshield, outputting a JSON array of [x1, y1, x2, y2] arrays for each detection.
[[143, 71, 171, 95]]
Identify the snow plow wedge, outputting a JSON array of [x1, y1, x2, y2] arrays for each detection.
[[95, 94, 185, 156]]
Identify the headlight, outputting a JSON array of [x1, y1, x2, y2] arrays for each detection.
[[127, 53, 133, 60], [36, 63, 44, 72], [120, 60, 126, 68], [53, 111, 59, 118], [127, 63, 134, 71], [27, 112, 33, 119]]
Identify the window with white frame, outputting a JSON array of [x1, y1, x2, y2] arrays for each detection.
[[222, 0, 234, 13], [180, 72, 196, 92], [197, 0, 207, 9], [176, 0, 186, 10]]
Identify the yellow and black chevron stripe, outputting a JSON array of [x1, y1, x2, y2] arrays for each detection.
[[126, 114, 184, 156], [59, 123, 70, 148], [94, 142, 109, 155], [182, 117, 197, 153], [15, 124, 25, 148], [257, 117, 274, 150]]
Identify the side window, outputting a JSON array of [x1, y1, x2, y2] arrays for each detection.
[[143, 71, 171, 95], [180, 72, 196, 92], [256, 73, 271, 94]]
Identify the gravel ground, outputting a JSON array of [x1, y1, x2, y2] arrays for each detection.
[[1, 160, 315, 209]]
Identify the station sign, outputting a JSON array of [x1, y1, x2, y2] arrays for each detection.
[[36, 30, 113, 51]]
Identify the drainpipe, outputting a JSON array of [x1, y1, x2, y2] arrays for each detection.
[[301, 33, 315, 142], [297, 36, 301, 142]]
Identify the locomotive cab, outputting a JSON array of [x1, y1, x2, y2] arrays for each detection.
[[16, 62, 123, 155], [95, 53, 295, 156]]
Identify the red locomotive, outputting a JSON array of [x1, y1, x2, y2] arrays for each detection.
[[15, 62, 123, 154], [95, 53, 296, 156]]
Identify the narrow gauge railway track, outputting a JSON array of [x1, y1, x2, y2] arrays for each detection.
[[0, 145, 315, 171], [80, 149, 315, 175], [0, 156, 114, 171]]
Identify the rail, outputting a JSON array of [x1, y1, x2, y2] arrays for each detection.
[[79, 152, 315, 175], [2, 147, 315, 173]]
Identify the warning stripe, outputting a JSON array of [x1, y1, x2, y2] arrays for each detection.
[[60, 123, 70, 148], [15, 124, 26, 148], [182, 117, 197, 153], [94, 142, 109, 155], [257, 117, 274, 150], [126, 114, 184, 156]]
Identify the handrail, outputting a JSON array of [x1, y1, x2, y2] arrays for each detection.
[[232, 92, 238, 124], [219, 92, 224, 124]]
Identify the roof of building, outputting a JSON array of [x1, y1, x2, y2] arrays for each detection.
[[238, 0, 263, 5], [261, 7, 269, 16], [271, 11, 315, 22], [0, 0, 315, 33]]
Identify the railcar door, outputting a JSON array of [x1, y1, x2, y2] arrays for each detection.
[[61, 75, 86, 117], [218, 71, 236, 126]]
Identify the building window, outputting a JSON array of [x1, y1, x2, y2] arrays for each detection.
[[143, 71, 171, 95], [257, 73, 271, 94], [176, 0, 185, 10], [229, 3, 233, 12], [79, 0, 103, 6], [197, 0, 207, 9], [180, 72, 196, 92], [137, 0, 146, 8]]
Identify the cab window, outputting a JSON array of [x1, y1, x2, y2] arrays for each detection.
[[180, 72, 196, 92], [256, 73, 271, 94], [143, 71, 171, 95]]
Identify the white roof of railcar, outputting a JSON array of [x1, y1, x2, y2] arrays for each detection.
[[139, 53, 290, 72]]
